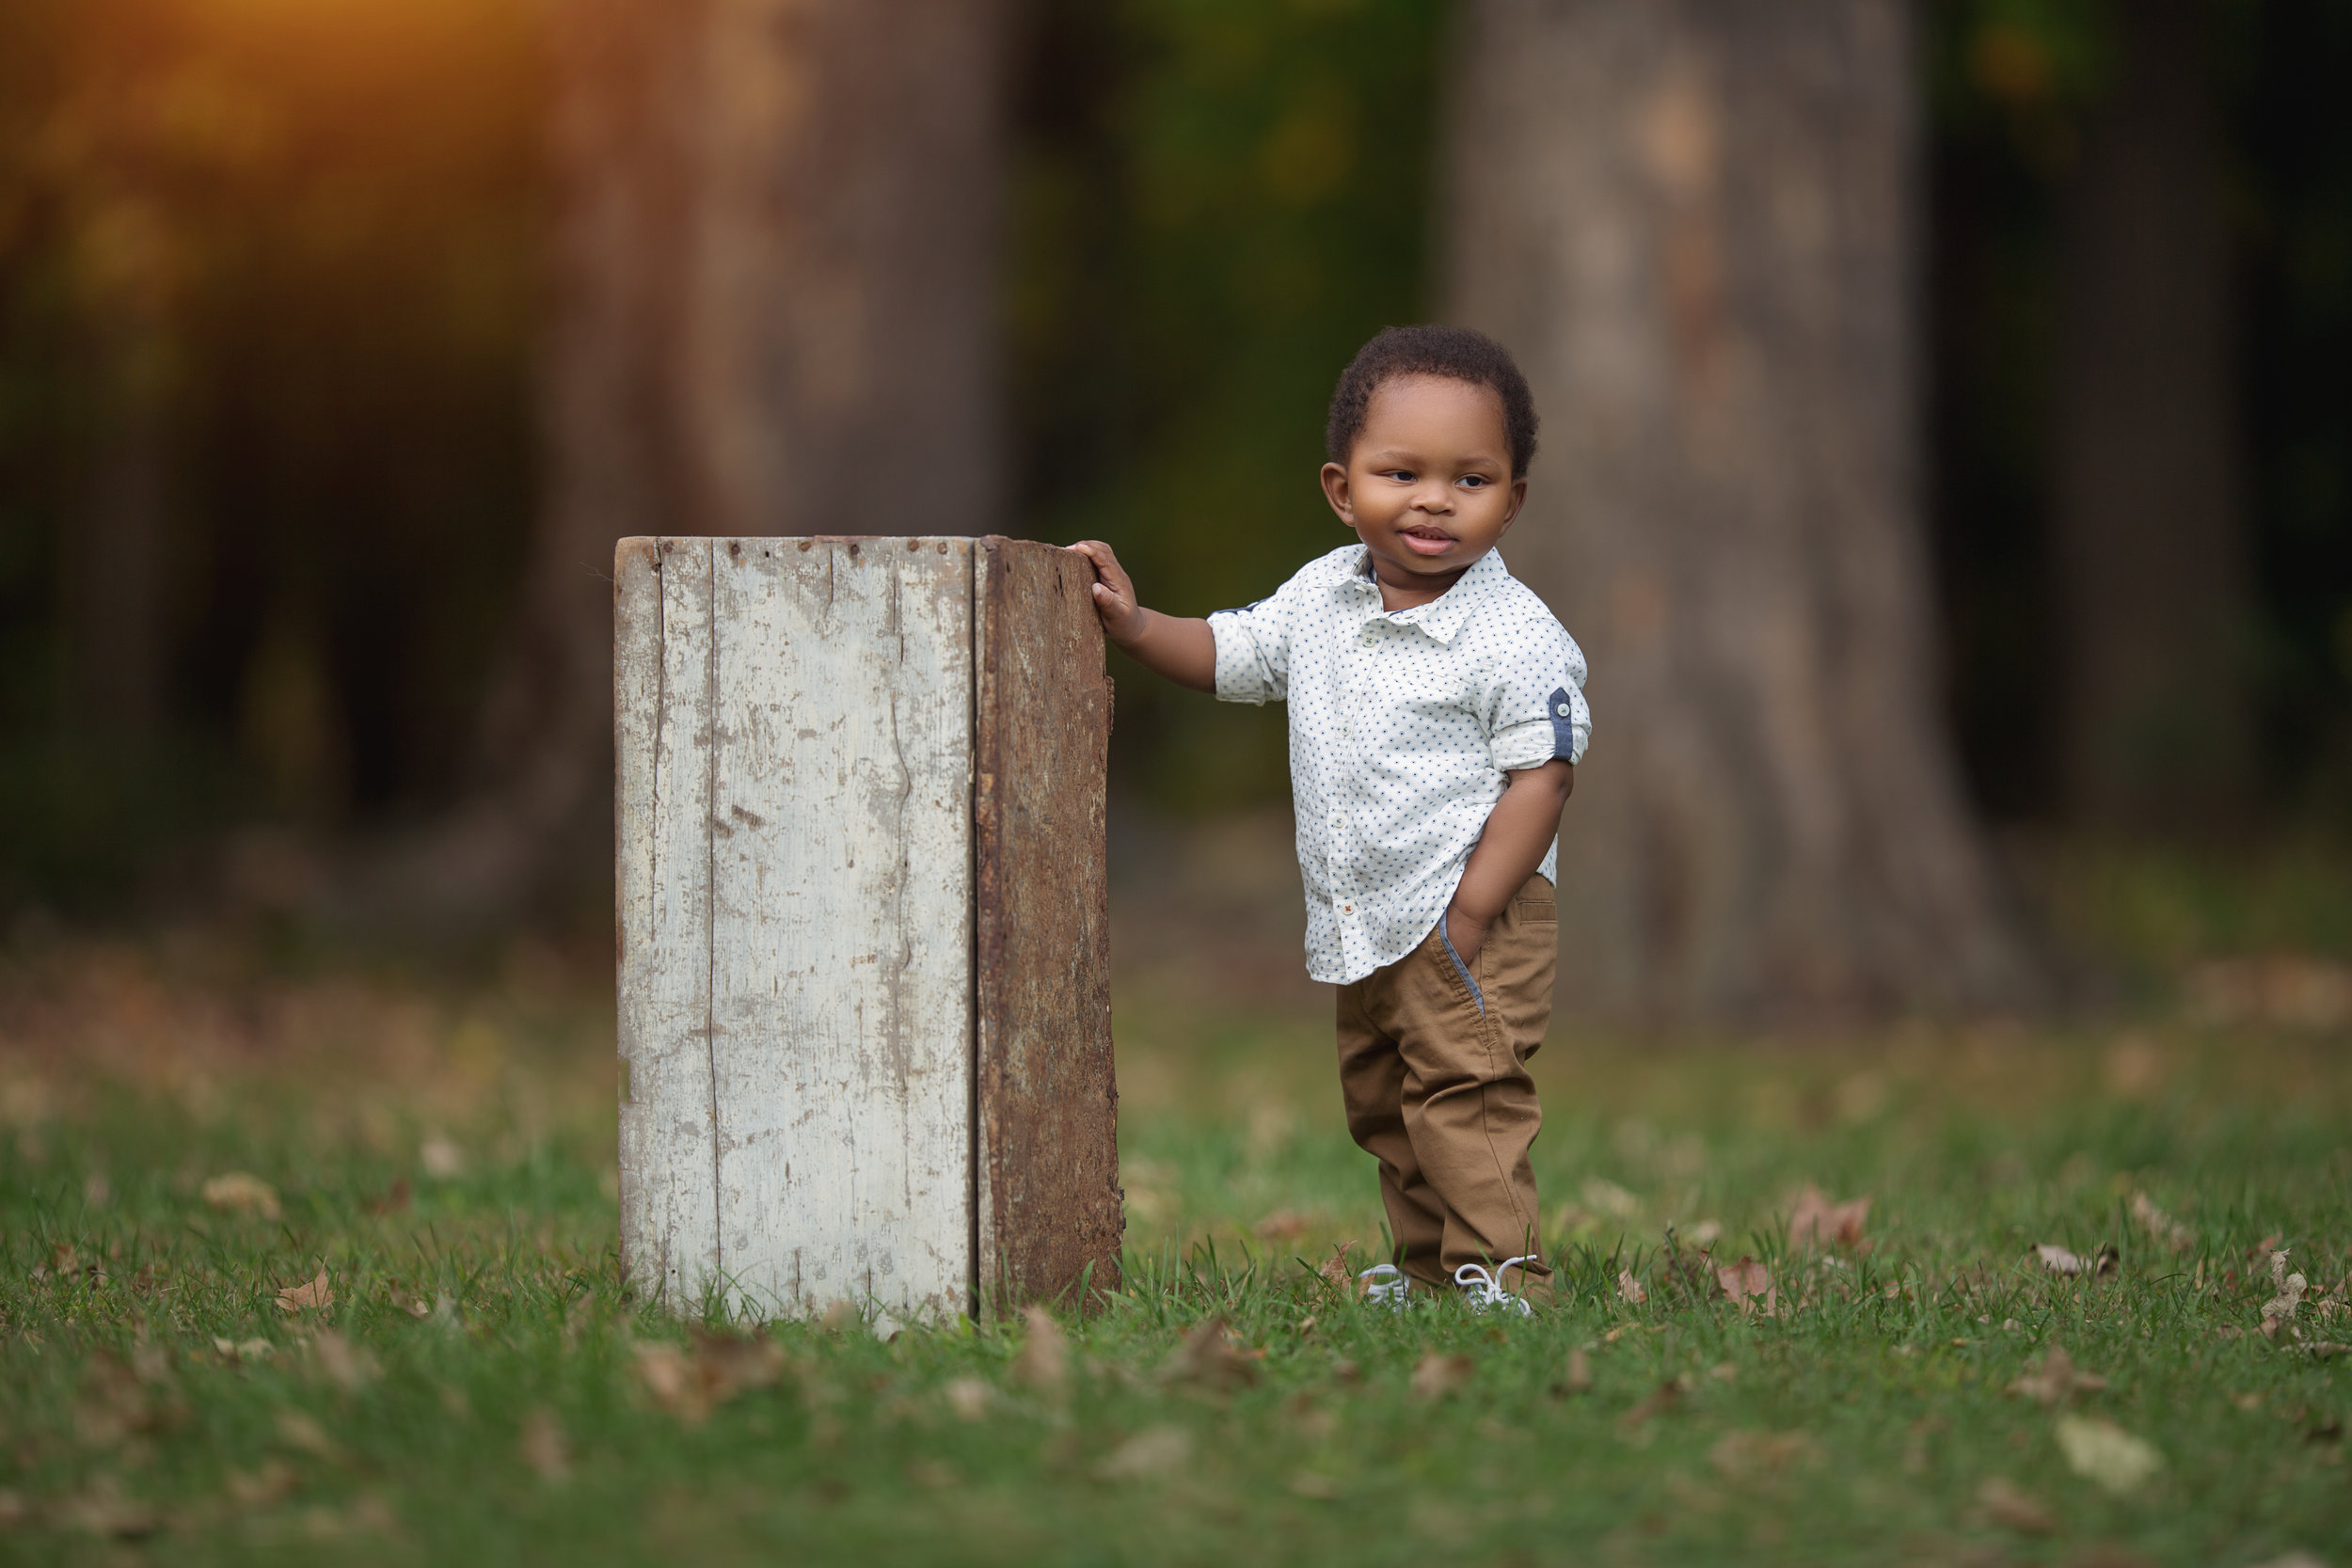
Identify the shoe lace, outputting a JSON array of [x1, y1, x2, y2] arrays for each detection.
[[1454, 1255, 1542, 1316], [1356, 1262, 1410, 1307]]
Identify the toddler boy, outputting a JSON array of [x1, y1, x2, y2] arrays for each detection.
[[1071, 325, 1589, 1311]]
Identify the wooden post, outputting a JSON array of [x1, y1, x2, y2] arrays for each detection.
[[613, 536, 1121, 1320]]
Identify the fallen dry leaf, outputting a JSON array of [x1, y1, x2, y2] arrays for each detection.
[[2128, 1191, 2192, 1251], [1715, 1256, 1776, 1314], [2305, 1341, 2352, 1359], [2101, 1032, 2168, 1097], [2186, 954, 2352, 1030], [1161, 1317, 1257, 1392], [1708, 1429, 1814, 1481], [633, 1330, 786, 1424], [1095, 1425, 1190, 1481], [224, 1460, 297, 1509], [2261, 1248, 2308, 1340], [55, 1474, 158, 1539], [1556, 1348, 1594, 1396], [275, 1409, 339, 1459], [362, 1178, 411, 1217], [907, 1458, 960, 1490], [2057, 1414, 2162, 1494], [1013, 1306, 1068, 1396], [518, 1407, 569, 1482], [942, 1376, 991, 1422], [42, 1242, 96, 1283], [1581, 1177, 1641, 1219], [275, 1268, 334, 1314], [1288, 1470, 1342, 1500], [1316, 1243, 1360, 1293], [309, 1329, 377, 1392], [2034, 1243, 2118, 1278], [72, 1355, 159, 1448], [1978, 1476, 2055, 1533], [691, 1327, 787, 1402], [1410, 1352, 1475, 1401], [1788, 1185, 1870, 1249], [2007, 1345, 2108, 1406], [1252, 1210, 1311, 1242], [1616, 1269, 1647, 1306], [1619, 1377, 1685, 1433], [202, 1172, 281, 1220], [634, 1343, 702, 1422], [419, 1133, 465, 1179]]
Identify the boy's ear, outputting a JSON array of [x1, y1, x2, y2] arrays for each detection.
[[1496, 477, 1529, 535], [1319, 461, 1354, 524]]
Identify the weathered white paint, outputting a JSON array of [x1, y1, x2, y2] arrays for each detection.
[[707, 538, 974, 1319], [615, 538, 723, 1307], [616, 537, 976, 1320]]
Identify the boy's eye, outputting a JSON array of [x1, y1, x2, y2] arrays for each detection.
[[1384, 469, 1416, 483], [1458, 476, 1487, 489]]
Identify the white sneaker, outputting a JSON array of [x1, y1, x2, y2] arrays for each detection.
[[1454, 1255, 1543, 1317], [1357, 1262, 1415, 1311]]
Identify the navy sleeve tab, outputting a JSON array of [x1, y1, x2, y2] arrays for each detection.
[[1548, 686, 1577, 761]]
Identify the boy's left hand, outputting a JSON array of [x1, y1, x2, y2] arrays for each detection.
[[1444, 904, 1490, 969]]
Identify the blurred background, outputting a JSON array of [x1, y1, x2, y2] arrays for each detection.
[[1, 0, 2348, 1024]]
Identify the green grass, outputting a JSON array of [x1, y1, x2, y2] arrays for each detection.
[[2, 941, 2349, 1565]]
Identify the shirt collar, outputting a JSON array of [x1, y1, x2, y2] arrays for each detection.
[[1335, 545, 1509, 645]]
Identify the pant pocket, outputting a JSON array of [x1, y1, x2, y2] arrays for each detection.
[[1437, 922, 1486, 1016]]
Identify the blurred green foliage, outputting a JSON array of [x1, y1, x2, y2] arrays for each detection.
[[0, 0, 542, 905], [1925, 0, 2352, 818], [0, 0, 2348, 900], [1008, 0, 1447, 810]]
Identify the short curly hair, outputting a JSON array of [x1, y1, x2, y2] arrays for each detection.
[[1325, 325, 1538, 479]]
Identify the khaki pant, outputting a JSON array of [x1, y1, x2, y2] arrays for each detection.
[[1336, 874, 1556, 1292]]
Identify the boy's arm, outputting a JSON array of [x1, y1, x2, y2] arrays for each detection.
[[1068, 540, 1217, 693], [1445, 760, 1575, 965]]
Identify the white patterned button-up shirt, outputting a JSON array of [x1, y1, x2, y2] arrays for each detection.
[[1209, 543, 1591, 985]]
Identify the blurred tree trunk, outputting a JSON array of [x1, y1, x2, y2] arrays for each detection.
[[1445, 0, 2037, 1021], [63, 323, 168, 748], [2053, 0, 2249, 830], [380, 0, 1009, 919]]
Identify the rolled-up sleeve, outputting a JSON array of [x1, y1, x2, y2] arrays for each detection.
[[1485, 622, 1590, 770], [1208, 587, 1298, 705]]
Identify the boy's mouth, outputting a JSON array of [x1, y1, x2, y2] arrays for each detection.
[[1398, 525, 1455, 557]]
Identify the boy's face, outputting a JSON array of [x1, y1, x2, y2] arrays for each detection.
[[1320, 374, 1526, 590]]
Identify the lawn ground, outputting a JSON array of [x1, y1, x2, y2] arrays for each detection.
[[2, 826, 2348, 1565]]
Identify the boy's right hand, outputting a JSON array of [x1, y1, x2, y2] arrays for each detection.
[[1063, 540, 1219, 692], [1068, 541, 1148, 647]]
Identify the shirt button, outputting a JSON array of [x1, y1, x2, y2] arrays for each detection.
[[1555, 702, 1572, 717]]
